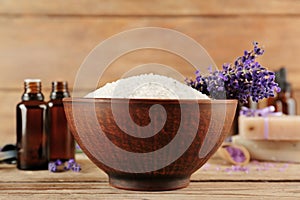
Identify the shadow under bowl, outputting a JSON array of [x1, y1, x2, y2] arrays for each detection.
[[63, 98, 237, 191]]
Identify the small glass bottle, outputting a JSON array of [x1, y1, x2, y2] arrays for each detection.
[[16, 79, 48, 170], [267, 68, 297, 115], [48, 81, 74, 161], [275, 82, 297, 115]]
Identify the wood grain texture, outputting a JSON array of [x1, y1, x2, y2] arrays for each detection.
[[0, 17, 299, 89], [0, 182, 299, 199], [0, 0, 300, 147], [0, 1, 299, 198], [2, 154, 300, 183], [0, 0, 299, 16], [0, 155, 300, 199]]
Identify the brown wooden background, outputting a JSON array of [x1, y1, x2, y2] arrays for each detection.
[[0, 0, 300, 146]]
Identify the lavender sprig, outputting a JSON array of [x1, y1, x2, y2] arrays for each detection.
[[48, 159, 81, 173], [64, 159, 82, 172], [186, 42, 280, 104], [48, 162, 58, 172]]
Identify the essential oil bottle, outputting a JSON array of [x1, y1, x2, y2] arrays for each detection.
[[16, 79, 48, 170], [267, 67, 297, 115], [48, 81, 74, 161], [275, 82, 296, 115]]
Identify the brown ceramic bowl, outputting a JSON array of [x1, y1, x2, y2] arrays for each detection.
[[63, 98, 237, 191]]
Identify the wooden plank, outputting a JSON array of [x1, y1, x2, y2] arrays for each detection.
[[0, 90, 19, 146], [0, 154, 108, 183], [0, 0, 299, 16], [193, 158, 300, 181], [0, 16, 299, 90], [1, 154, 300, 183], [1, 155, 300, 198], [0, 182, 299, 199]]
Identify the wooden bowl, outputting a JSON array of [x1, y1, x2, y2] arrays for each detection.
[[63, 98, 237, 191]]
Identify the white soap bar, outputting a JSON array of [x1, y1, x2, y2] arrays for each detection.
[[239, 116, 300, 140], [232, 135, 300, 163]]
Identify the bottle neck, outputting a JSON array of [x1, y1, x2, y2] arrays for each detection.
[[50, 81, 70, 99], [22, 79, 44, 101]]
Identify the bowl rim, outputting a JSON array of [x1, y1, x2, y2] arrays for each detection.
[[63, 97, 238, 105]]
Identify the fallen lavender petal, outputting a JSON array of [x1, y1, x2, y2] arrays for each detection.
[[55, 159, 63, 166], [49, 159, 82, 173], [225, 146, 246, 163], [48, 162, 57, 172], [71, 164, 82, 172]]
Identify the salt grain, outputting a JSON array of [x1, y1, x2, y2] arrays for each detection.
[[85, 74, 209, 99]]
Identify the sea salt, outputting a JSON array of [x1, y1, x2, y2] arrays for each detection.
[[85, 74, 209, 99]]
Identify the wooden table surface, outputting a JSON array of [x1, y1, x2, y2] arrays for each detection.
[[1, 154, 300, 200]]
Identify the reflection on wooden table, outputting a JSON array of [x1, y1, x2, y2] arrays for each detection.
[[0, 154, 299, 199]]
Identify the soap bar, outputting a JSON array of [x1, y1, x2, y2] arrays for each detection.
[[232, 135, 300, 163], [239, 116, 300, 140]]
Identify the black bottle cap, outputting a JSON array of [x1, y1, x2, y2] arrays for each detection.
[[50, 81, 70, 99]]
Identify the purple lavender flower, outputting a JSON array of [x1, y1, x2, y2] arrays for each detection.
[[186, 42, 280, 104], [55, 159, 63, 166], [225, 146, 246, 163], [64, 159, 76, 171], [71, 163, 82, 172], [49, 159, 81, 173], [64, 159, 81, 172], [48, 162, 57, 172]]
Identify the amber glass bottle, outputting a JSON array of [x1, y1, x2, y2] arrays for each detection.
[[275, 82, 297, 115], [267, 68, 297, 115], [16, 79, 48, 170], [48, 81, 74, 161]]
